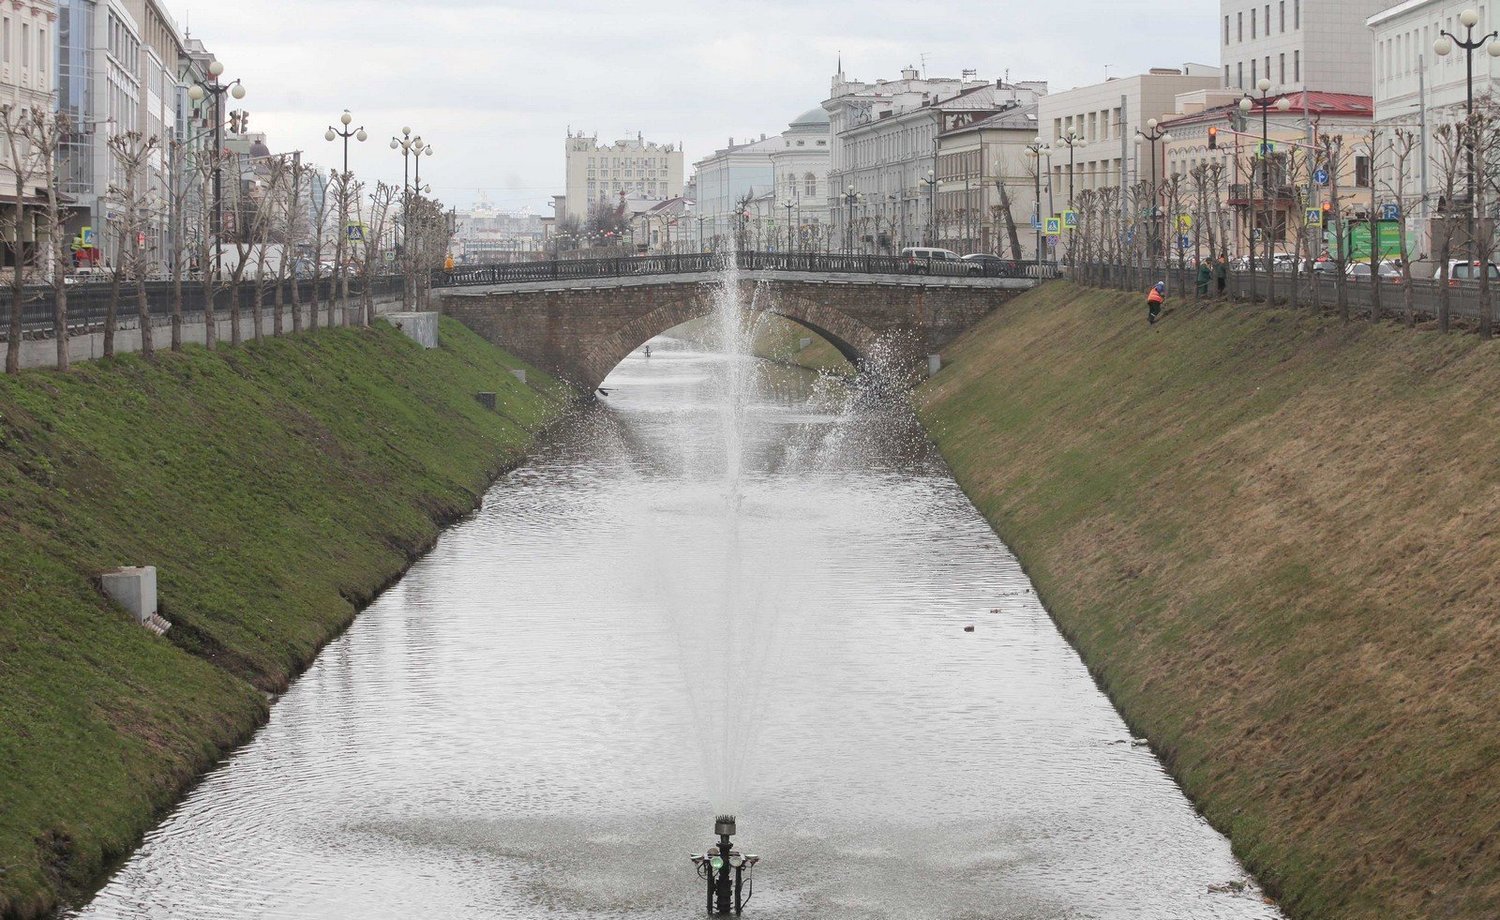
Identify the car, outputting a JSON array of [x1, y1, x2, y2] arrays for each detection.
[[1346, 260, 1404, 283], [1432, 260, 1500, 285], [960, 253, 1020, 276], [899, 246, 964, 275]]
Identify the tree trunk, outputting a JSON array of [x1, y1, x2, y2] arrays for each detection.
[[202, 277, 218, 349], [252, 270, 265, 342], [106, 260, 121, 358], [273, 269, 285, 337], [136, 276, 153, 360], [994, 180, 1023, 261], [229, 279, 242, 346], [171, 269, 183, 351], [53, 281, 69, 372]]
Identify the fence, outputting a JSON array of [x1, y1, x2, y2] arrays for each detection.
[[1077, 262, 1498, 325], [437, 251, 1064, 288], [4, 276, 407, 340]]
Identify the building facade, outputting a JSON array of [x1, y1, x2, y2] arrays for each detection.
[[823, 62, 1047, 251], [767, 107, 831, 251], [1220, 0, 1389, 94], [0, 0, 57, 270], [563, 131, 684, 223], [934, 104, 1043, 257], [690, 133, 782, 248]]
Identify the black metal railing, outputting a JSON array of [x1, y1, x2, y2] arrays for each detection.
[[4, 275, 405, 339], [435, 251, 1062, 288]]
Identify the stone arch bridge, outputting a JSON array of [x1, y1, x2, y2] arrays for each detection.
[[434, 256, 1044, 392]]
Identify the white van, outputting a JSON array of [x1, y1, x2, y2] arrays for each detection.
[[900, 247, 965, 275]]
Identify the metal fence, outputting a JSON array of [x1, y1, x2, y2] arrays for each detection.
[[437, 251, 1064, 288], [3, 275, 406, 340], [1077, 263, 1497, 324]]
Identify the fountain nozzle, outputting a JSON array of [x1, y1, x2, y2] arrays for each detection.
[[714, 815, 737, 837], [692, 815, 757, 914]]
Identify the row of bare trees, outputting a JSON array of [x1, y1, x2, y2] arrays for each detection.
[[4, 102, 453, 374]]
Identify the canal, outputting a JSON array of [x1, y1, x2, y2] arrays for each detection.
[[71, 312, 1284, 918]]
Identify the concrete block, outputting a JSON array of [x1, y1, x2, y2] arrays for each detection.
[[383, 312, 440, 348], [101, 566, 157, 623], [928, 353, 942, 377], [510, 369, 527, 385], [799, 337, 812, 350], [475, 392, 497, 411]]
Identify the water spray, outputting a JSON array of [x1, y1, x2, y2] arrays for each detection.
[[689, 815, 759, 914]]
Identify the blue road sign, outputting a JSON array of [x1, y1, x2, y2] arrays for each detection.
[[1031, 216, 1043, 230], [1178, 235, 1191, 250], [1314, 168, 1329, 185], [1380, 203, 1401, 221], [1125, 229, 1136, 245]]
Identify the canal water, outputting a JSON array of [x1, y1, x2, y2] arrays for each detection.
[[71, 314, 1284, 918]]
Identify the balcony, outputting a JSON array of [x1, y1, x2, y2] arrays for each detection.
[[1228, 183, 1297, 205]]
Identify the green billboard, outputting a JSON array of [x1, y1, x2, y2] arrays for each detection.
[[1344, 221, 1403, 261]]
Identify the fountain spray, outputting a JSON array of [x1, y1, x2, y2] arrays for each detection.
[[689, 815, 760, 914]]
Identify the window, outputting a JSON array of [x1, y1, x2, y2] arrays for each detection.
[[1279, 53, 1285, 83], [1251, 7, 1257, 37], [2, 18, 9, 64], [1238, 62, 1244, 87], [1294, 0, 1300, 28], [1225, 14, 1230, 44], [19, 23, 26, 68], [1280, 0, 1285, 31], [805, 173, 817, 196], [1355, 155, 1371, 187], [1238, 11, 1243, 41], [1225, 64, 1231, 87], [1294, 50, 1300, 82], [1252, 59, 1257, 85]]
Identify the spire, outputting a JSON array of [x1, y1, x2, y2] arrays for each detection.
[[837, 52, 844, 78]]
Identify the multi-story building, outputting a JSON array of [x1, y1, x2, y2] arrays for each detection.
[[56, 0, 195, 273], [563, 130, 684, 223], [0, 0, 57, 272], [1220, 0, 1388, 94], [690, 133, 782, 247], [934, 103, 1043, 257], [1037, 66, 1220, 208], [767, 107, 831, 251], [453, 198, 548, 264], [823, 62, 1046, 251]]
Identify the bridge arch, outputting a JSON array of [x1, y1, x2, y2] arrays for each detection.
[[577, 283, 880, 390]]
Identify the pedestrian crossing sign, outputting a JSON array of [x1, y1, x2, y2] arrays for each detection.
[[1044, 217, 1062, 236], [1062, 209, 1078, 229], [1305, 208, 1324, 228]]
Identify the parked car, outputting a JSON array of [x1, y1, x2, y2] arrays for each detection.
[[900, 246, 964, 275], [1346, 260, 1404, 283], [1433, 260, 1500, 285], [960, 253, 1019, 276]]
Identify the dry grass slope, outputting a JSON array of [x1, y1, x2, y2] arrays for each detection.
[[916, 282, 1500, 920]]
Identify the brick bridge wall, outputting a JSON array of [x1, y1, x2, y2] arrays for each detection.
[[437, 276, 1027, 391]]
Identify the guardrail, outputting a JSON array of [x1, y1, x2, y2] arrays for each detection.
[[2, 276, 406, 340], [436, 252, 1063, 287]]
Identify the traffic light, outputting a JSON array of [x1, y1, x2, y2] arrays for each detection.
[[228, 111, 241, 134], [1208, 126, 1219, 150]]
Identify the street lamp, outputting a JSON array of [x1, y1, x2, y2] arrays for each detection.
[[782, 200, 794, 253], [842, 185, 859, 252], [1060, 128, 1085, 212], [1434, 8, 1500, 265], [324, 110, 367, 174], [920, 169, 938, 246], [390, 128, 426, 309], [186, 60, 246, 285], [1238, 80, 1291, 302], [1134, 118, 1173, 282], [1026, 138, 1049, 272]]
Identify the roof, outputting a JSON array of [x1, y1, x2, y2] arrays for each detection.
[[1163, 92, 1374, 128], [790, 106, 830, 128], [945, 103, 1040, 135]]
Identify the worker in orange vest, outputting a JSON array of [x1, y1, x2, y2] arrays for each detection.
[[1147, 282, 1165, 324]]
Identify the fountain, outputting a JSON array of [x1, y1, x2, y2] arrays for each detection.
[[689, 815, 760, 914]]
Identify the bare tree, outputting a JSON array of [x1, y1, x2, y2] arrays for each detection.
[[1381, 129, 1420, 327], [992, 153, 1025, 261], [283, 156, 311, 334], [248, 155, 288, 339], [20, 108, 73, 370], [1467, 110, 1499, 339], [1320, 135, 1351, 322], [1358, 128, 1385, 323], [361, 182, 397, 325], [1, 103, 46, 373], [106, 131, 162, 360], [1432, 123, 1465, 333], [308, 169, 334, 330]]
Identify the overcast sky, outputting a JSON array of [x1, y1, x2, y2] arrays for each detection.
[[180, 0, 1218, 213]]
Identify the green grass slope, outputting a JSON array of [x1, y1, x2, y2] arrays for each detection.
[[917, 283, 1500, 920], [0, 319, 572, 918]]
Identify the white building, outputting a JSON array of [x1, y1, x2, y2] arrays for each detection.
[[1037, 67, 1221, 201], [935, 104, 1044, 257], [691, 133, 782, 248], [1220, 0, 1389, 94], [454, 196, 547, 264], [563, 131, 684, 223], [767, 107, 831, 251], [824, 62, 1047, 251], [0, 0, 57, 272]]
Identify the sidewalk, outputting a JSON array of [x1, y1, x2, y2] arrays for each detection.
[[12, 295, 408, 370]]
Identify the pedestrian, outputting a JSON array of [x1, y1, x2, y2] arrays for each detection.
[[1147, 282, 1165, 324], [1196, 260, 1212, 297], [1215, 256, 1228, 296]]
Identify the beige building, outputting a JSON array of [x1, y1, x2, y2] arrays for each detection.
[[0, 0, 57, 272], [1037, 66, 1221, 206], [1220, 0, 1388, 94], [563, 131, 684, 223], [934, 104, 1043, 257]]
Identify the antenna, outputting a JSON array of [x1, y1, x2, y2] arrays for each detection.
[[919, 52, 931, 78]]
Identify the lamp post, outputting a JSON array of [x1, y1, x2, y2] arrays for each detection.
[[782, 200, 795, 253], [1239, 81, 1292, 303], [697, 215, 707, 252], [1060, 128, 1085, 212], [1134, 118, 1173, 284], [920, 168, 938, 246], [1434, 9, 1500, 266], [1026, 138, 1049, 273], [186, 61, 246, 284], [842, 185, 858, 252], [390, 128, 426, 309], [324, 110, 367, 174]]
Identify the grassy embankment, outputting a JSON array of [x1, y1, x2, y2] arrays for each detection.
[[916, 282, 1500, 920], [0, 319, 572, 918]]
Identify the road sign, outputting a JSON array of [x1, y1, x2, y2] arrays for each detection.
[[345, 224, 365, 241], [1125, 229, 1136, 245], [1044, 217, 1062, 236], [1178, 235, 1191, 250], [81, 226, 96, 247], [1062, 209, 1078, 229], [1314, 168, 1329, 185], [1047, 236, 1058, 248], [1177, 214, 1194, 231], [1031, 216, 1043, 230], [1380, 203, 1401, 221], [1258, 141, 1276, 157], [1305, 208, 1324, 228]]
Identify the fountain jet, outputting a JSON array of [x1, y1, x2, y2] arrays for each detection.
[[689, 815, 759, 914]]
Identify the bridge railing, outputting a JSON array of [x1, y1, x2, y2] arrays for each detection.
[[435, 252, 1063, 287]]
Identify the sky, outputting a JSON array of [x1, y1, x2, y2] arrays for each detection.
[[178, 0, 1219, 214]]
